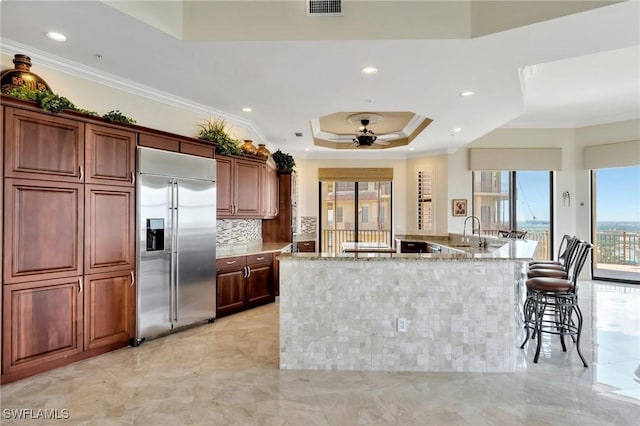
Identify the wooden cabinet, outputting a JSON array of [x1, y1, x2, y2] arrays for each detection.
[[84, 185, 135, 275], [4, 107, 84, 182], [246, 253, 273, 306], [84, 271, 135, 350], [1, 100, 136, 383], [2, 277, 83, 377], [216, 256, 246, 317], [215, 253, 274, 317], [85, 124, 135, 186], [263, 172, 294, 243], [138, 132, 214, 158], [261, 164, 278, 218], [3, 179, 84, 284], [216, 155, 263, 218], [296, 241, 316, 253]]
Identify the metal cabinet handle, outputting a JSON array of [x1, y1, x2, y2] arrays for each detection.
[[130, 172, 135, 185], [256, 256, 265, 261], [226, 260, 236, 265], [79, 166, 84, 181], [246, 266, 251, 278], [303, 243, 310, 246], [78, 277, 83, 293], [130, 270, 135, 286]]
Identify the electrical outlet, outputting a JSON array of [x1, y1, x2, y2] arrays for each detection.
[[397, 317, 407, 332]]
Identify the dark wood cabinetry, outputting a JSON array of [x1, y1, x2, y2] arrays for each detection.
[[1, 99, 136, 384], [138, 132, 214, 158], [3, 179, 84, 284], [263, 172, 294, 243], [215, 253, 274, 317], [84, 271, 135, 350], [2, 277, 83, 378], [216, 155, 263, 219], [296, 241, 316, 253], [84, 185, 135, 275], [4, 107, 84, 182], [85, 124, 136, 186]]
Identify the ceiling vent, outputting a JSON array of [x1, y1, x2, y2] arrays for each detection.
[[307, 0, 343, 16]]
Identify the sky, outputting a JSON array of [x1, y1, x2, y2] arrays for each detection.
[[510, 166, 640, 223]]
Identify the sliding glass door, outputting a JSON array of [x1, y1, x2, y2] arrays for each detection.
[[592, 166, 640, 282], [320, 181, 392, 254], [472, 170, 552, 260]]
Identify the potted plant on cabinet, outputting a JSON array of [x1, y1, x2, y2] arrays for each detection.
[[272, 149, 295, 173], [197, 117, 242, 156]]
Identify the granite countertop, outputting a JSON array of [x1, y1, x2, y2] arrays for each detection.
[[217, 242, 291, 259], [281, 238, 538, 261]]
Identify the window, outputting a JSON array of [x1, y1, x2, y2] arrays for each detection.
[[473, 170, 553, 260], [320, 180, 392, 253]]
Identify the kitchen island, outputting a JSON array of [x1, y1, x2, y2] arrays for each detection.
[[279, 237, 537, 373]]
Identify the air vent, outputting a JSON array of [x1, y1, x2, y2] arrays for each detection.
[[307, 0, 343, 16], [295, 132, 304, 137]]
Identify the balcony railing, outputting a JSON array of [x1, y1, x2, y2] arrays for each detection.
[[319, 229, 639, 266]]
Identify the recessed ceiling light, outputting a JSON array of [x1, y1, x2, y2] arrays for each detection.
[[459, 91, 475, 97], [409, 147, 415, 151], [242, 107, 252, 112], [453, 127, 462, 132], [46, 32, 67, 42], [361, 67, 378, 75], [305, 148, 311, 152]]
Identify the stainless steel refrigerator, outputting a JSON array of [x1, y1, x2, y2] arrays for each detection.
[[136, 147, 216, 343]]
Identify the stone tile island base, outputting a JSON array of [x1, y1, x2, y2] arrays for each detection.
[[279, 256, 527, 373]]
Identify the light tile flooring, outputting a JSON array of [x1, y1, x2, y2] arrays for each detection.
[[1, 280, 639, 425]]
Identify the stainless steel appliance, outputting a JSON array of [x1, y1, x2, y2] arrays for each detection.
[[136, 147, 216, 343]]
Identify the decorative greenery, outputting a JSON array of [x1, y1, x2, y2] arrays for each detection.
[[75, 108, 99, 117], [6, 86, 75, 113], [272, 149, 295, 172], [197, 118, 242, 155], [103, 110, 136, 124]]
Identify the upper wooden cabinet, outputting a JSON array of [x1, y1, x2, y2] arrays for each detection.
[[85, 124, 136, 186], [261, 164, 278, 218], [217, 155, 263, 219], [138, 132, 214, 158], [4, 107, 84, 182]]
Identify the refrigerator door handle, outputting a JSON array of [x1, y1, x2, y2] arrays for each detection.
[[173, 180, 180, 323]]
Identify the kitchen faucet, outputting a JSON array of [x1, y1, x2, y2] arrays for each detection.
[[463, 216, 483, 246]]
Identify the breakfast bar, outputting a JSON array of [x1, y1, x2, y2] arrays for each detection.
[[279, 237, 537, 373]]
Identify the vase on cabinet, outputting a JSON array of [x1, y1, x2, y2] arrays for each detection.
[[257, 144, 271, 159], [1, 54, 51, 94], [240, 140, 257, 155]]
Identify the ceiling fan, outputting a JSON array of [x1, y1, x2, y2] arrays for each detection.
[[353, 119, 389, 147]]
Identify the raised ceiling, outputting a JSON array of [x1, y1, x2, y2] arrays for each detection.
[[0, 1, 638, 159]]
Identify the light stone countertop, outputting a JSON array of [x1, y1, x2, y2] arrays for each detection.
[[281, 237, 538, 261], [217, 242, 291, 259]]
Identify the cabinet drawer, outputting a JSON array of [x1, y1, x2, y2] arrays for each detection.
[[247, 253, 272, 265], [181, 141, 213, 158], [138, 133, 179, 152], [296, 241, 316, 252], [216, 256, 245, 271], [400, 241, 428, 253]]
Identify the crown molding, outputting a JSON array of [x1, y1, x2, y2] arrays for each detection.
[[0, 38, 270, 144]]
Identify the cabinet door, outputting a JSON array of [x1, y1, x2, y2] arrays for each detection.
[[246, 262, 273, 306], [85, 185, 135, 275], [4, 179, 84, 284], [216, 268, 246, 317], [2, 277, 83, 376], [85, 124, 136, 186], [4, 107, 84, 182], [84, 271, 134, 350], [262, 165, 278, 218], [216, 156, 234, 218], [235, 159, 262, 217], [296, 241, 316, 253]]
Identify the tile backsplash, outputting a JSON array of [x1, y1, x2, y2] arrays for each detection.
[[217, 219, 261, 245], [300, 216, 317, 235]]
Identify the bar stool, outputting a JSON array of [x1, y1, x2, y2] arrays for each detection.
[[527, 236, 580, 278], [529, 234, 572, 267], [520, 241, 592, 366]]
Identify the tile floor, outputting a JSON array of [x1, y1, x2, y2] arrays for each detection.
[[1, 280, 638, 425]]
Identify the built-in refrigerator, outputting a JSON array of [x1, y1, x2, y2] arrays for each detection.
[[136, 147, 216, 343]]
